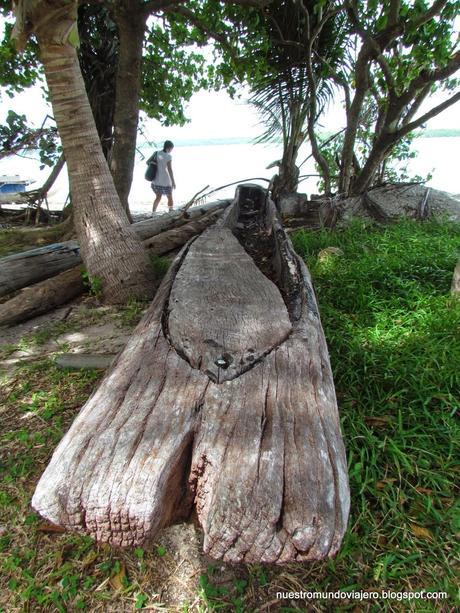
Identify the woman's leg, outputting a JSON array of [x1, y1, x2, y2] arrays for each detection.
[[152, 194, 162, 212], [167, 193, 174, 210]]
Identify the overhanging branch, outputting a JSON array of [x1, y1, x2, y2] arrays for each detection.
[[395, 91, 460, 138]]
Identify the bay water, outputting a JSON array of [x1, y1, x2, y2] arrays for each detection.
[[0, 136, 458, 215]]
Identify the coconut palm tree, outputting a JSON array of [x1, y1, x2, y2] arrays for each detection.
[[12, 0, 154, 303]]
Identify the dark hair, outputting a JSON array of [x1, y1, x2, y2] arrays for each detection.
[[163, 140, 174, 151]]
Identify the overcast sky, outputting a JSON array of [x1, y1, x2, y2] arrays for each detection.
[[2, 81, 459, 148]]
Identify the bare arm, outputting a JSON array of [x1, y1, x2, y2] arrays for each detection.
[[167, 160, 176, 189]]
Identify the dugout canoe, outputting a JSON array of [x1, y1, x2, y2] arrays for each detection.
[[32, 184, 350, 564]]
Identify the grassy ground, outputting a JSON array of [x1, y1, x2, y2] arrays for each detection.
[[0, 219, 459, 611], [0, 225, 70, 258]]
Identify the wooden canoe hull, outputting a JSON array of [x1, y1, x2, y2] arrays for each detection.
[[32, 184, 349, 563]]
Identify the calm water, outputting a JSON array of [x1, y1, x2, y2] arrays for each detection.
[[1, 137, 459, 214]]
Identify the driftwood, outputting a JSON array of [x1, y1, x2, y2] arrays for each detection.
[[0, 267, 84, 327], [32, 184, 349, 564], [0, 241, 81, 298], [144, 208, 224, 255], [0, 200, 230, 299], [133, 199, 230, 240]]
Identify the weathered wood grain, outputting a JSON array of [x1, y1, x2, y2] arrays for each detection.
[[0, 267, 85, 327], [0, 200, 230, 299], [0, 241, 81, 298], [134, 199, 230, 240], [32, 184, 349, 564], [144, 208, 223, 255], [168, 227, 292, 383]]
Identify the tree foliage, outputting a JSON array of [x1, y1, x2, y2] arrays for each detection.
[[248, 0, 348, 195], [0, 109, 59, 166], [249, 0, 460, 198], [337, 0, 460, 195], [78, 4, 118, 158]]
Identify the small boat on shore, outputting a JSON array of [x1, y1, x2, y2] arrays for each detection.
[[0, 175, 34, 206]]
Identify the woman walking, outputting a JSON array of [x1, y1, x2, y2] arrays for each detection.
[[149, 140, 176, 212]]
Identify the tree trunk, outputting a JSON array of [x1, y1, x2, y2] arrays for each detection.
[[0, 267, 84, 327], [350, 135, 395, 196], [307, 117, 331, 194], [110, 6, 147, 219], [32, 185, 349, 564], [38, 38, 154, 303], [338, 47, 371, 195], [0, 200, 230, 298], [272, 143, 300, 200]]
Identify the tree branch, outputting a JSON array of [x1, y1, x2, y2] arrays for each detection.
[[218, 0, 273, 7], [374, 53, 396, 94], [401, 83, 431, 127], [141, 0, 183, 15], [399, 50, 460, 107], [411, 0, 448, 30], [311, 5, 346, 45], [395, 91, 460, 138], [387, 0, 400, 27]]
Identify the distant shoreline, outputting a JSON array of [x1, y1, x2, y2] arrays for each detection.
[[140, 129, 460, 148]]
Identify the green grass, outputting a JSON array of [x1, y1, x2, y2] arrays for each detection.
[[287, 219, 460, 607], [0, 219, 459, 611], [0, 226, 67, 258]]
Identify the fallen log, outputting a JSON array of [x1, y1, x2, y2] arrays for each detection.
[[133, 199, 231, 240], [0, 267, 85, 327], [32, 184, 349, 564], [0, 209, 228, 326], [144, 208, 224, 255], [0, 241, 81, 298], [0, 200, 230, 298]]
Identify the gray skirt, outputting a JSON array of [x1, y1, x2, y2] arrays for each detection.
[[151, 184, 172, 196]]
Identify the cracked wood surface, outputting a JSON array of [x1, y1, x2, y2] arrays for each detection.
[[32, 185, 349, 563], [168, 227, 292, 383], [0, 241, 81, 298]]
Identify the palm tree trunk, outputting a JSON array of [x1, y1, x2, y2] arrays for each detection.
[[38, 40, 154, 303]]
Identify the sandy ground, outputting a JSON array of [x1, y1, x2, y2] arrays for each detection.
[[0, 298, 133, 375]]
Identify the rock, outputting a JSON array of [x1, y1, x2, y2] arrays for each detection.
[[318, 247, 344, 261]]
